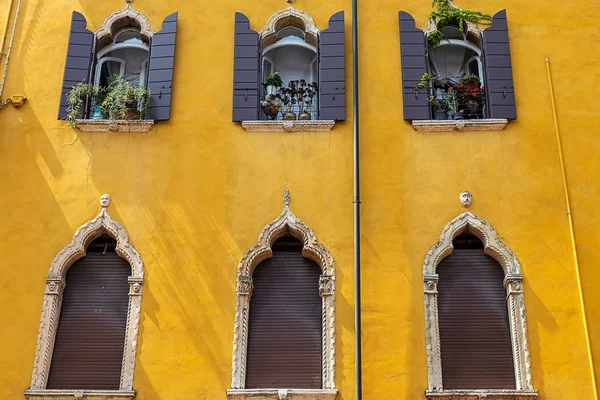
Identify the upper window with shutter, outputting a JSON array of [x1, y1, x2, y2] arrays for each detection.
[[57, 4, 178, 131], [399, 2, 516, 131], [227, 192, 337, 400], [25, 195, 144, 400], [232, 7, 345, 131], [422, 212, 538, 400]]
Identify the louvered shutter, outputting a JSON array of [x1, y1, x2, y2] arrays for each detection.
[[482, 10, 516, 120], [318, 11, 345, 121], [57, 12, 94, 120], [437, 234, 516, 390], [47, 235, 130, 390], [232, 12, 260, 122], [398, 11, 430, 121], [246, 237, 322, 389], [146, 12, 178, 121]]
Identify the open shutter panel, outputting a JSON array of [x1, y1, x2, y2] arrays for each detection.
[[245, 237, 322, 389], [146, 12, 178, 121], [57, 12, 94, 120], [232, 12, 260, 122], [399, 11, 430, 121], [318, 11, 345, 121], [482, 10, 516, 120], [437, 234, 516, 390]]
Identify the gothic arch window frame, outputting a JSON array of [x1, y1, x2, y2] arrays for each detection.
[[25, 195, 143, 400], [227, 192, 337, 400], [423, 212, 537, 400]]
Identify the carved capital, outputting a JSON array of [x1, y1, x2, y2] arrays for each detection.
[[45, 277, 65, 296], [505, 275, 523, 295], [319, 275, 335, 297], [424, 274, 439, 294], [237, 275, 253, 296]]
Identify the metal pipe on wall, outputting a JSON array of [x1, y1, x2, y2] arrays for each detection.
[[545, 57, 598, 400], [0, 0, 15, 61], [0, 0, 21, 100], [352, 0, 362, 399]]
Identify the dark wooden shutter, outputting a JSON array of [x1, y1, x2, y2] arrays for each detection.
[[57, 12, 94, 120], [398, 11, 430, 121], [482, 10, 516, 120], [232, 12, 260, 122], [437, 234, 516, 390], [47, 235, 130, 390], [246, 236, 322, 389], [146, 12, 178, 121], [318, 11, 345, 121]]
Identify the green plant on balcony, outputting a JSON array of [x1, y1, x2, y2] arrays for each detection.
[[427, 0, 492, 49]]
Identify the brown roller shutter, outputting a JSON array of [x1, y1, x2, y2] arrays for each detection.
[[437, 233, 515, 390], [245, 236, 322, 389], [47, 235, 130, 390]]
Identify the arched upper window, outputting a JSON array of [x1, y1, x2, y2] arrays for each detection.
[[422, 212, 537, 400], [57, 5, 179, 122], [228, 192, 337, 400], [232, 9, 346, 124], [25, 195, 144, 400]]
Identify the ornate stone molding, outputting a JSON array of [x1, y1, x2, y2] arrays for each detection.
[[423, 212, 536, 395], [23, 389, 135, 400], [75, 119, 155, 133], [26, 195, 144, 397], [95, 3, 153, 46], [426, 390, 538, 400], [411, 119, 508, 132], [259, 6, 319, 47], [229, 191, 336, 396], [241, 120, 336, 132], [227, 389, 338, 400]]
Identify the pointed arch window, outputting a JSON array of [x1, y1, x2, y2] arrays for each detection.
[[227, 192, 337, 400], [423, 212, 538, 400], [25, 195, 144, 400]]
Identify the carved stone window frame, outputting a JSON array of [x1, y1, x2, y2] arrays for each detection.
[[24, 195, 143, 400], [423, 212, 538, 400], [227, 192, 337, 400], [95, 3, 154, 47]]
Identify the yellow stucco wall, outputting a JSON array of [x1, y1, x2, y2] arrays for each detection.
[[0, 0, 599, 399]]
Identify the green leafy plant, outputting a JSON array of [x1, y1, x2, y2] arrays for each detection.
[[416, 73, 433, 89], [427, 0, 492, 49], [66, 83, 108, 127], [102, 75, 150, 120], [264, 72, 283, 88]]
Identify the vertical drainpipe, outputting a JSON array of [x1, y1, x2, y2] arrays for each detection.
[[352, 0, 362, 399]]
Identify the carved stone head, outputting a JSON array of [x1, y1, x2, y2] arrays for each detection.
[[100, 194, 111, 207], [459, 191, 472, 208]]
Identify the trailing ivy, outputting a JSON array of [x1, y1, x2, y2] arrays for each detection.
[[427, 0, 492, 49]]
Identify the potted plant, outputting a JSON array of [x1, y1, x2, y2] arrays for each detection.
[[264, 72, 283, 96], [456, 75, 485, 118], [428, 96, 450, 120], [261, 94, 283, 120], [102, 75, 151, 120], [280, 82, 298, 120], [297, 80, 318, 120], [66, 82, 94, 127]]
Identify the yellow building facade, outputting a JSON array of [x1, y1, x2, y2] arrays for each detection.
[[0, 0, 599, 399]]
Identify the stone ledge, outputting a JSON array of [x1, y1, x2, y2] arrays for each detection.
[[426, 390, 538, 400], [241, 120, 336, 132], [24, 389, 136, 400], [227, 389, 338, 400], [75, 119, 154, 133], [412, 119, 508, 132]]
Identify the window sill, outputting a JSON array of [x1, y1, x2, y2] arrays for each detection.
[[74, 119, 155, 133], [226, 388, 338, 400], [24, 389, 136, 400], [412, 119, 508, 132], [241, 120, 336, 132], [425, 390, 538, 400]]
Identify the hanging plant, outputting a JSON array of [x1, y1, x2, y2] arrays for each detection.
[[427, 0, 492, 49]]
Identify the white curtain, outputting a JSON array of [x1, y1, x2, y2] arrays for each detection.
[[429, 45, 473, 86], [109, 48, 149, 86]]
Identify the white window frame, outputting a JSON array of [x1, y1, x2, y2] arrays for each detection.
[[24, 195, 144, 400], [423, 212, 537, 400], [227, 191, 337, 400], [94, 56, 126, 86]]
